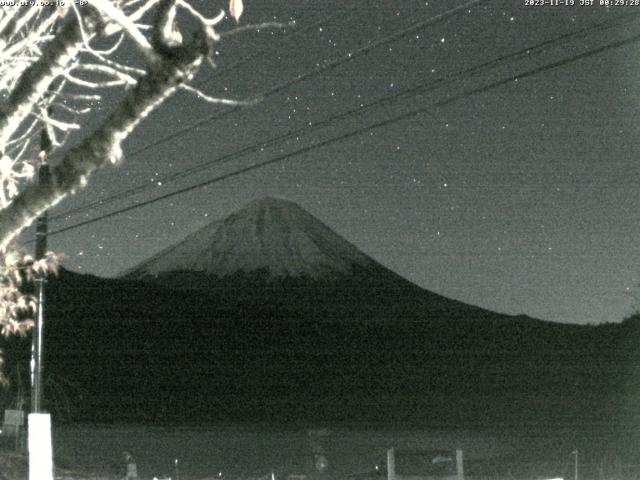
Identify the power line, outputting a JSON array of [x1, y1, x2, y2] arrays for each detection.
[[124, 0, 483, 158], [49, 10, 640, 222], [50, 0, 484, 220], [39, 29, 640, 240]]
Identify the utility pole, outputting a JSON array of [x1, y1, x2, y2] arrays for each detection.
[[573, 449, 579, 480], [28, 126, 53, 480], [31, 128, 52, 413]]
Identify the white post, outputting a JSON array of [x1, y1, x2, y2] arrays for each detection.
[[387, 448, 396, 480], [28, 413, 53, 480], [456, 450, 464, 480]]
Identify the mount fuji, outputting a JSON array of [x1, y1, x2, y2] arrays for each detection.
[[122, 196, 498, 320], [125, 196, 390, 280]]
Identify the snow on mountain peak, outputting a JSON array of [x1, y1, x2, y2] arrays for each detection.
[[127, 197, 377, 280]]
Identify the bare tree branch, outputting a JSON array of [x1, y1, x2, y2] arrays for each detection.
[[0, 30, 209, 249], [88, 0, 156, 61], [219, 21, 293, 39], [0, 8, 104, 148], [180, 84, 257, 106]]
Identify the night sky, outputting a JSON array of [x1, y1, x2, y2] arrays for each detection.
[[22, 0, 640, 325]]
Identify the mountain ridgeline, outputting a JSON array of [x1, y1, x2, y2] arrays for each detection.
[[122, 197, 500, 322], [6, 198, 638, 435], [126, 197, 378, 280]]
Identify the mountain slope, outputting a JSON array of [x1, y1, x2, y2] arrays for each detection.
[[123, 197, 508, 322], [32, 268, 631, 430], [126, 197, 385, 280], [4, 198, 632, 431]]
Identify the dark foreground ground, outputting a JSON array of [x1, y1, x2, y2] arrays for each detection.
[[2, 273, 639, 479], [3, 422, 640, 480]]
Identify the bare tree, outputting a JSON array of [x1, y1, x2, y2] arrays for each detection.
[[0, 0, 255, 379]]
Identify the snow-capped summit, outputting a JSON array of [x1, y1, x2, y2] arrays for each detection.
[[126, 197, 380, 280]]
